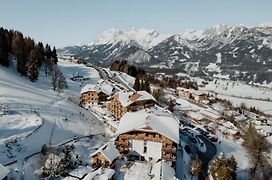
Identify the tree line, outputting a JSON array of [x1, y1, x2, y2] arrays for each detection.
[[110, 60, 198, 92], [110, 60, 151, 92], [0, 27, 58, 81]]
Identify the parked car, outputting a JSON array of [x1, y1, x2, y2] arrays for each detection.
[[209, 136, 218, 142], [191, 138, 197, 143], [184, 145, 191, 154]]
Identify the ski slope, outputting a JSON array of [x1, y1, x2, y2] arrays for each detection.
[[0, 59, 106, 176]]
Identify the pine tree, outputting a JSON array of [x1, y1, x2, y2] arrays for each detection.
[[6, 29, 14, 53], [133, 74, 140, 91], [11, 32, 27, 76], [168, 99, 175, 112], [44, 44, 53, 76], [11, 31, 23, 55], [37, 42, 45, 67], [143, 78, 151, 93], [0, 29, 9, 66], [28, 48, 39, 81], [52, 47, 58, 64]]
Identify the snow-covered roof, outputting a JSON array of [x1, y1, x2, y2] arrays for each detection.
[[219, 126, 238, 135], [177, 87, 195, 93], [81, 80, 116, 95], [255, 125, 272, 133], [186, 111, 204, 121], [200, 109, 221, 120], [176, 98, 200, 110], [90, 142, 119, 163], [114, 90, 157, 107], [0, 164, 10, 179], [83, 167, 115, 180], [81, 84, 97, 94], [222, 121, 236, 129], [116, 107, 179, 143]]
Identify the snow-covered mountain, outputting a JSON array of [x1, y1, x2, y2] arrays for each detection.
[[58, 24, 272, 85], [90, 28, 169, 50]]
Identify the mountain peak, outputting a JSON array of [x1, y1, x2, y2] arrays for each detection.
[[91, 28, 169, 50]]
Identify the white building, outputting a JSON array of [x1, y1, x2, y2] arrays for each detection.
[[115, 107, 179, 164]]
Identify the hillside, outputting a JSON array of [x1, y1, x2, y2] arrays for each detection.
[[0, 59, 107, 179]]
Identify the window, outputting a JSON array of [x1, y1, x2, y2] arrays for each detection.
[[143, 140, 147, 153], [128, 141, 132, 150], [143, 146, 147, 153]]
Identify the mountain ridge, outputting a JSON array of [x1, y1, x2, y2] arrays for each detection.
[[58, 24, 272, 85]]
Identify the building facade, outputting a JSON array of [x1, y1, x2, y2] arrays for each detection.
[[107, 91, 157, 119], [116, 131, 177, 162], [80, 81, 116, 109], [115, 108, 179, 166], [90, 142, 119, 168], [80, 91, 100, 108]]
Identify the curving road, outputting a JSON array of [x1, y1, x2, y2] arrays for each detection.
[[196, 135, 217, 180]]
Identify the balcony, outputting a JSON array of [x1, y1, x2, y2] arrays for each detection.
[[164, 147, 177, 153]]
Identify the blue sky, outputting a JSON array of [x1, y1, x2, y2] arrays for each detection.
[[1, 0, 272, 48]]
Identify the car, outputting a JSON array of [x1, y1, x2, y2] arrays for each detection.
[[209, 136, 218, 142], [189, 137, 197, 143], [211, 136, 218, 142], [184, 145, 191, 154]]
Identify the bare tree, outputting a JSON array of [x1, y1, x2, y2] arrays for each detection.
[[242, 124, 271, 178], [209, 154, 237, 180], [51, 65, 67, 91]]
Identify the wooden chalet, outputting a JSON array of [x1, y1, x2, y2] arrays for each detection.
[[115, 107, 179, 166], [107, 90, 157, 119]]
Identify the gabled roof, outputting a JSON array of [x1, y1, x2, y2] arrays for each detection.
[[116, 107, 179, 143], [81, 80, 117, 95], [80, 84, 97, 94], [83, 167, 115, 180], [90, 142, 119, 163], [113, 90, 157, 107]]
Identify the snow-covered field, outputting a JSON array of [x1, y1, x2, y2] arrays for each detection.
[[0, 113, 42, 144], [0, 59, 107, 179], [196, 78, 272, 114]]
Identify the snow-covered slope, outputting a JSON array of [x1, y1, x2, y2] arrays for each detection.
[[0, 60, 107, 179]]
